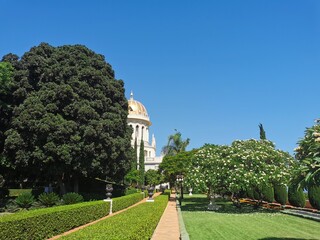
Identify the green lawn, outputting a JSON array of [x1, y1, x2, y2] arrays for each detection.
[[62, 195, 168, 240], [181, 194, 320, 240]]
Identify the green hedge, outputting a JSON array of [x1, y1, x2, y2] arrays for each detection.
[[288, 185, 306, 208], [261, 184, 274, 203], [308, 185, 320, 210], [274, 184, 287, 205], [0, 192, 144, 240], [112, 192, 144, 212], [62, 195, 169, 240]]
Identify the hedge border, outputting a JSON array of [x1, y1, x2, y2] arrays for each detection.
[[0, 192, 144, 240]]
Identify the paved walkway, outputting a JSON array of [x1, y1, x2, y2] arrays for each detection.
[[152, 193, 180, 240]]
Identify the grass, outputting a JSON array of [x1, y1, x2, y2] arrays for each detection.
[[62, 195, 168, 240], [181, 194, 320, 240]]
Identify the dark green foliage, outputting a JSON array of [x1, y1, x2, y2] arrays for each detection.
[[138, 139, 145, 186], [62, 195, 168, 240], [274, 184, 287, 205], [159, 149, 197, 187], [145, 169, 162, 186], [112, 192, 144, 212], [1, 43, 133, 190], [124, 169, 140, 186], [253, 189, 260, 200], [132, 137, 138, 170], [246, 188, 254, 199], [62, 192, 84, 205], [15, 192, 35, 209], [308, 184, 320, 210], [162, 130, 190, 156], [125, 187, 138, 195], [259, 123, 266, 140], [0, 192, 143, 240], [0, 188, 9, 198], [288, 185, 306, 208], [261, 184, 274, 203], [38, 192, 59, 207]]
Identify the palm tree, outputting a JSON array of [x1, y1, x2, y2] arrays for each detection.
[[162, 130, 190, 156]]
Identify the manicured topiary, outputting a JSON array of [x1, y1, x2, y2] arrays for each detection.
[[274, 184, 287, 205], [288, 185, 305, 208], [308, 184, 320, 210], [253, 189, 261, 200], [246, 188, 254, 199], [38, 192, 60, 207], [262, 184, 274, 203], [15, 192, 35, 209], [62, 192, 84, 205]]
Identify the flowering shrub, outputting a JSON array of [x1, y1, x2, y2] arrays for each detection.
[[294, 121, 320, 187], [186, 140, 294, 202]]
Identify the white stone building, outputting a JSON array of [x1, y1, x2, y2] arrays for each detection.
[[127, 92, 163, 171]]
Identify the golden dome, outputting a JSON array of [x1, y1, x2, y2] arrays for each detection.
[[128, 92, 149, 118]]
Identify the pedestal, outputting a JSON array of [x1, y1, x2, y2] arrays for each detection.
[[104, 199, 113, 214]]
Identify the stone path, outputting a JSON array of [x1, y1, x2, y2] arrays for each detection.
[[151, 193, 180, 240], [282, 209, 320, 222], [49, 192, 161, 240]]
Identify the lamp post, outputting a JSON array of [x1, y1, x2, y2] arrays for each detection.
[[176, 174, 184, 200]]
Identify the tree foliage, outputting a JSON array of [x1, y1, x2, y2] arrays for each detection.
[[259, 123, 266, 140], [159, 149, 198, 188], [162, 130, 190, 156], [138, 139, 145, 186], [294, 121, 320, 188], [132, 137, 138, 171], [145, 169, 162, 186], [0, 43, 133, 189], [186, 140, 294, 201]]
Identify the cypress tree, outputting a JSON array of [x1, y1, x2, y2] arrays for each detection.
[[288, 185, 306, 208], [259, 123, 266, 140], [139, 139, 145, 186], [274, 184, 288, 205], [131, 137, 138, 170], [308, 184, 320, 210]]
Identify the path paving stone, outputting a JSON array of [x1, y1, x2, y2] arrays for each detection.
[[151, 193, 180, 240]]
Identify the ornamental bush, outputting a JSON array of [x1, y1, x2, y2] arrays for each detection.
[[274, 184, 287, 205], [38, 192, 60, 207], [15, 192, 35, 209], [62, 192, 84, 205], [261, 184, 274, 203], [308, 184, 320, 210], [288, 185, 306, 208], [0, 192, 144, 240]]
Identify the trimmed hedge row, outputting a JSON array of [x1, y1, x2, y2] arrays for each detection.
[[288, 185, 306, 208], [62, 194, 169, 240], [0, 192, 144, 240]]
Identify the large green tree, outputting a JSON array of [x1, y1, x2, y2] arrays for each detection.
[[162, 130, 190, 156], [293, 120, 320, 191], [1, 43, 133, 192], [159, 149, 198, 187], [187, 140, 294, 205]]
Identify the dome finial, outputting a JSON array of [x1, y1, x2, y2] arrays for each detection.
[[130, 91, 134, 100]]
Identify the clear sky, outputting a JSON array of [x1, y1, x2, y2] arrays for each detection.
[[1, 1, 319, 155]]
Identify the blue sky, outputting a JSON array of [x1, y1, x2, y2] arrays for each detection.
[[1, 1, 319, 155]]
